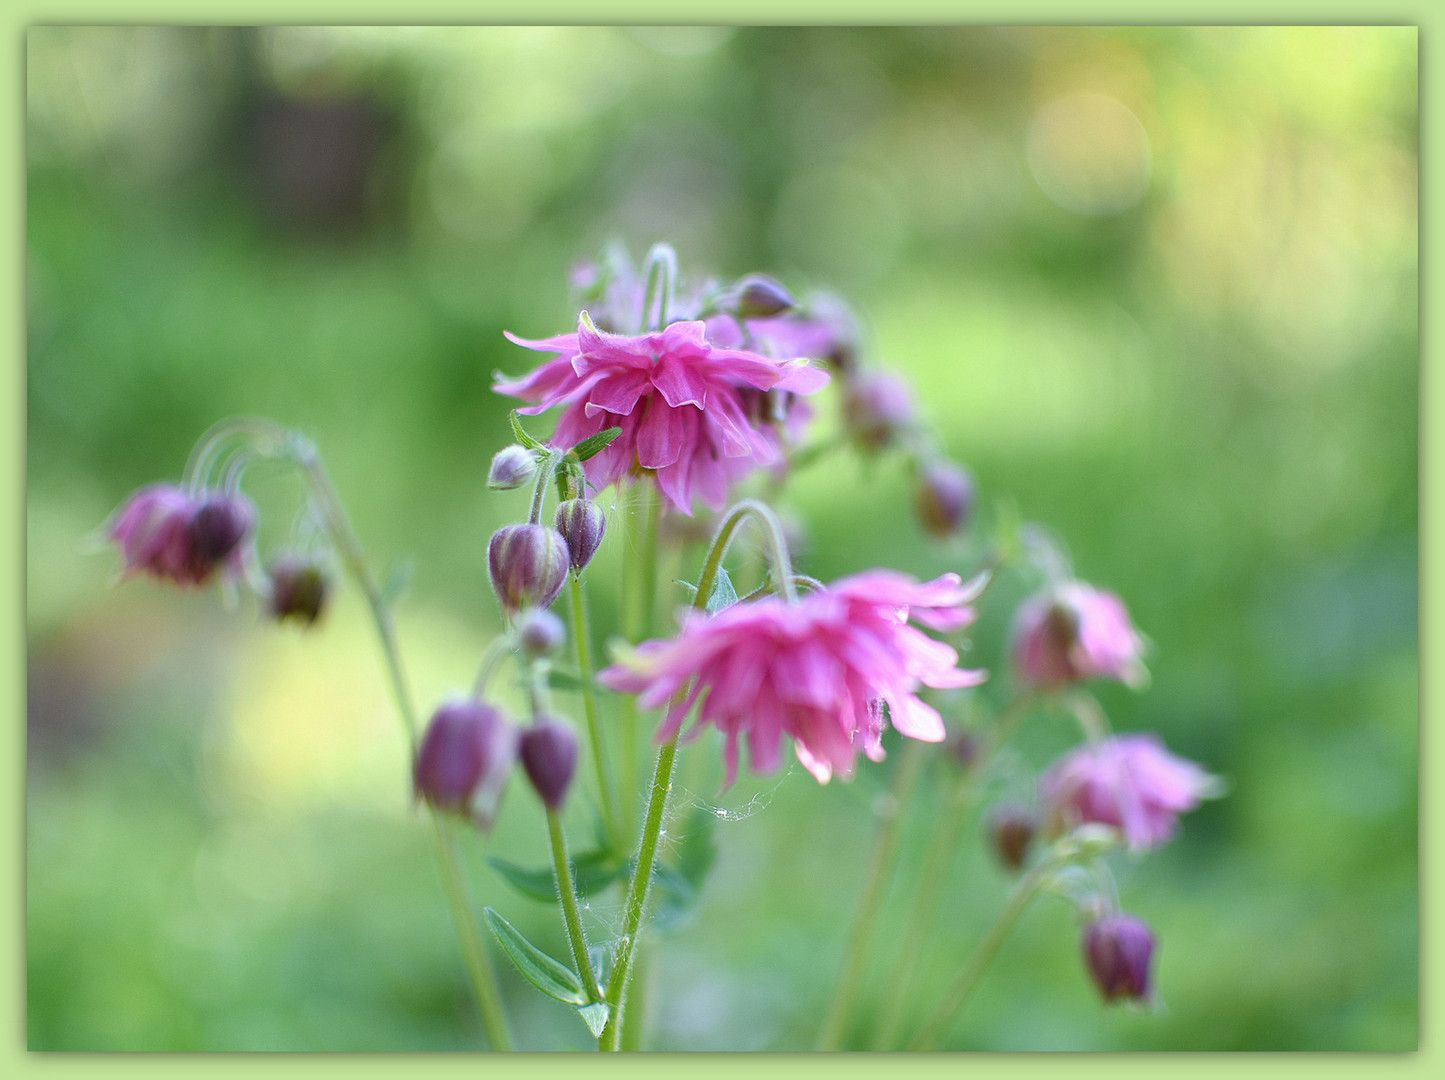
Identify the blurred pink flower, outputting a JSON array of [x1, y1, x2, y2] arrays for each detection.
[[1011, 582, 1146, 689], [599, 570, 986, 785], [108, 483, 253, 588], [497, 316, 828, 514], [1040, 734, 1219, 851]]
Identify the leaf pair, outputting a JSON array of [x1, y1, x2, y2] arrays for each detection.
[[484, 909, 610, 1038]]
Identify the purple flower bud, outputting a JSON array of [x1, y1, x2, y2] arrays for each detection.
[[488, 445, 537, 490], [267, 557, 328, 626], [987, 804, 1038, 870], [1082, 914, 1156, 1004], [915, 459, 976, 538], [489, 524, 570, 612], [1011, 582, 1145, 690], [733, 274, 796, 317], [519, 718, 579, 809], [414, 699, 518, 828], [190, 495, 255, 564], [517, 607, 566, 657], [843, 370, 916, 450], [108, 484, 253, 588], [553, 498, 607, 572]]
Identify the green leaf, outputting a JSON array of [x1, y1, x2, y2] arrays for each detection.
[[489, 852, 624, 903], [508, 410, 547, 451], [570, 426, 623, 462], [483, 908, 587, 1006], [546, 665, 597, 693], [675, 566, 741, 614], [577, 1002, 611, 1038]]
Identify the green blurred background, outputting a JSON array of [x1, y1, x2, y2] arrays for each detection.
[[25, 26, 1417, 1051]]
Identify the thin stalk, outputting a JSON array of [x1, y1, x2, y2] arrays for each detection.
[[870, 694, 1037, 1048], [569, 574, 624, 851], [547, 808, 604, 1005], [815, 739, 928, 1050], [434, 818, 514, 1050], [906, 856, 1058, 1051], [618, 487, 661, 832]]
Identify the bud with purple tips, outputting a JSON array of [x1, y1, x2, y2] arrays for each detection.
[[489, 523, 570, 612], [988, 804, 1038, 870], [733, 274, 796, 317], [108, 484, 253, 588], [414, 699, 518, 829], [519, 718, 579, 809], [915, 459, 976, 538], [189, 495, 255, 563], [554, 498, 607, 572], [488, 445, 538, 490], [266, 557, 328, 626], [1082, 914, 1156, 1004], [517, 607, 566, 658]]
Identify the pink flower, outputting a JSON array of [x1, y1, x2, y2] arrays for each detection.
[[599, 571, 987, 785], [1039, 734, 1220, 851], [496, 315, 829, 514], [108, 483, 254, 588], [1011, 582, 1146, 689]]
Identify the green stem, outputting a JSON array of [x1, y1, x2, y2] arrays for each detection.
[[295, 444, 512, 1048], [528, 450, 561, 525], [815, 739, 927, 1050], [870, 694, 1037, 1049], [570, 574, 624, 851], [434, 818, 514, 1050], [547, 808, 604, 1006], [618, 487, 661, 834], [906, 855, 1058, 1051]]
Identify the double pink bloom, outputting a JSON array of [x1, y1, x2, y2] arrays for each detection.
[[496, 316, 829, 514], [600, 571, 986, 785]]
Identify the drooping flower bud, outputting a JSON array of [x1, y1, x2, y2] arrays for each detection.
[[266, 557, 328, 626], [517, 607, 566, 658], [489, 524, 570, 612], [414, 699, 518, 829], [1082, 914, 1156, 1004], [189, 495, 255, 563], [488, 445, 537, 490], [554, 498, 607, 572], [915, 459, 976, 538], [987, 803, 1038, 870], [843, 370, 916, 450], [733, 274, 796, 317], [519, 717, 579, 809], [1011, 583, 1146, 690]]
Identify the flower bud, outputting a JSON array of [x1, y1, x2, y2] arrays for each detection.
[[266, 557, 328, 626], [489, 523, 570, 612], [517, 607, 566, 658], [987, 803, 1038, 870], [189, 495, 255, 563], [488, 445, 537, 490], [1012, 583, 1145, 690], [1082, 914, 1156, 1004], [843, 370, 916, 450], [414, 699, 518, 828], [915, 459, 976, 538], [733, 274, 796, 317], [554, 498, 607, 572], [519, 717, 579, 809]]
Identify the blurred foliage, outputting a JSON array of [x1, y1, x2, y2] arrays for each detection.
[[26, 26, 1416, 1050]]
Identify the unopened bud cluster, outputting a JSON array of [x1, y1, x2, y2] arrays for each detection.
[[109, 484, 255, 588]]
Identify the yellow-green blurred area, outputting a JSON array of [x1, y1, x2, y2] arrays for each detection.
[[26, 26, 1416, 1051]]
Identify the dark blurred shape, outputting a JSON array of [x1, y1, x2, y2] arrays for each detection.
[[987, 802, 1038, 870], [1082, 913, 1156, 1004], [266, 557, 328, 627]]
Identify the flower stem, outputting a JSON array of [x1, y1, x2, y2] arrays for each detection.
[[569, 574, 624, 852], [619, 487, 661, 833], [815, 738, 927, 1050], [906, 854, 1058, 1051], [547, 807, 604, 1006], [870, 694, 1037, 1049], [292, 441, 512, 1048]]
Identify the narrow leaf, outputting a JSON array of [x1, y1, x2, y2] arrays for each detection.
[[577, 1002, 611, 1038], [508, 411, 547, 450], [570, 426, 623, 462], [483, 908, 587, 1005], [489, 852, 624, 903]]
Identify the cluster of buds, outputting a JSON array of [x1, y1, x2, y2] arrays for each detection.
[[109, 484, 254, 588]]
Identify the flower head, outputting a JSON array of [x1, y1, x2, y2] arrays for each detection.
[[600, 571, 986, 786], [414, 699, 518, 829], [1040, 734, 1220, 851], [1012, 582, 1145, 689], [108, 483, 253, 588], [496, 315, 829, 514]]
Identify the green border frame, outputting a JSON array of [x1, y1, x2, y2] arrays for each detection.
[[8, 5, 1431, 1077]]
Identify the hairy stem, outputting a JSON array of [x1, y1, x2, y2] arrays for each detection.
[[548, 808, 604, 1006]]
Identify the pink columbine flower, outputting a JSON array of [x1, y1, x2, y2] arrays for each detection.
[[108, 483, 254, 588], [496, 315, 829, 514], [1039, 734, 1220, 851], [1011, 582, 1146, 689], [599, 571, 987, 786]]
